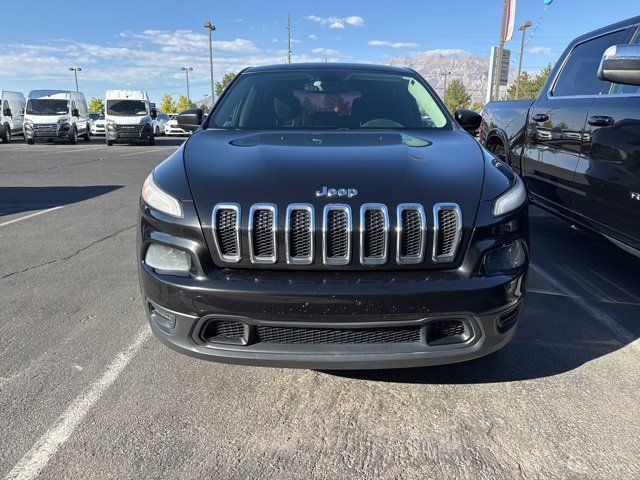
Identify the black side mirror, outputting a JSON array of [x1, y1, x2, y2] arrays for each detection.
[[454, 109, 482, 134], [19, 108, 25, 116], [177, 108, 204, 132], [150, 108, 158, 119], [598, 44, 640, 86], [71, 108, 79, 117], [3, 108, 11, 117]]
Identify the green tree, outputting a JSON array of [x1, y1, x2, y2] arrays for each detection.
[[160, 94, 176, 113], [443, 79, 471, 113], [470, 102, 484, 112], [215, 72, 237, 97], [175, 95, 194, 112], [88, 97, 104, 113], [506, 64, 554, 100], [199, 104, 207, 113]]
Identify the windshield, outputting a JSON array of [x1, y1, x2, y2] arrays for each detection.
[[89, 113, 103, 120], [107, 100, 148, 116], [210, 70, 449, 130], [26, 99, 69, 115]]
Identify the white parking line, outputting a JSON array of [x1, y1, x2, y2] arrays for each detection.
[[10, 147, 104, 159], [531, 263, 639, 352], [0, 206, 63, 227], [3, 326, 151, 480], [120, 147, 175, 157]]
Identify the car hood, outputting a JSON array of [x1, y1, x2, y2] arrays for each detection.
[[184, 129, 485, 221]]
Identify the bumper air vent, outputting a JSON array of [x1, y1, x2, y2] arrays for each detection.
[[255, 324, 422, 344], [426, 319, 471, 345]]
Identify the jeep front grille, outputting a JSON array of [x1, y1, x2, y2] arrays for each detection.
[[210, 202, 462, 267], [433, 203, 462, 263]]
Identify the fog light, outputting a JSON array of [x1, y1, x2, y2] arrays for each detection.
[[483, 241, 526, 276], [145, 244, 191, 276]]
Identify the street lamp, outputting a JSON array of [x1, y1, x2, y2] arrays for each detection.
[[203, 94, 209, 113], [515, 20, 532, 100], [181, 66, 193, 103], [441, 71, 452, 95], [204, 21, 216, 104], [69, 67, 82, 92]]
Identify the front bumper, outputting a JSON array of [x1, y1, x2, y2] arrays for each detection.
[[165, 126, 190, 136], [139, 262, 525, 369], [106, 123, 152, 141]]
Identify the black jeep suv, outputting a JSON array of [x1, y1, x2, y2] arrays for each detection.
[[137, 63, 529, 369]]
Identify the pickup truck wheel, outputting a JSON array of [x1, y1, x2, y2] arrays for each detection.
[[1, 124, 10, 143]]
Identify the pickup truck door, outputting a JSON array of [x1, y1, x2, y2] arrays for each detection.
[[577, 31, 640, 250], [522, 28, 630, 217]]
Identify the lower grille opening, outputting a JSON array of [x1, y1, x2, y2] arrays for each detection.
[[497, 306, 520, 333], [201, 319, 246, 344], [426, 319, 471, 346], [256, 325, 421, 344]]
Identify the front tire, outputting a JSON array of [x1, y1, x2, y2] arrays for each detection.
[[106, 139, 114, 146], [69, 127, 78, 145], [83, 124, 91, 141], [1, 124, 11, 143], [148, 134, 155, 146], [155, 126, 160, 136], [26, 138, 35, 145]]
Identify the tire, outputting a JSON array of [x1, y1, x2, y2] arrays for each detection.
[[155, 126, 160, 136], [69, 127, 78, 145], [1, 124, 10, 143], [107, 140, 114, 146], [148, 135, 155, 146], [83, 123, 91, 142], [26, 138, 35, 145]]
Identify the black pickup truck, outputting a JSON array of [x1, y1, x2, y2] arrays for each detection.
[[481, 16, 640, 257]]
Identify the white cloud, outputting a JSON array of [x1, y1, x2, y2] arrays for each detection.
[[306, 15, 364, 29], [424, 48, 471, 57], [368, 40, 420, 49], [528, 46, 554, 55], [311, 47, 343, 57], [308, 34, 318, 40], [135, 30, 259, 53]]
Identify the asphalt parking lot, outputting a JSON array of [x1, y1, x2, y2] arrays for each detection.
[[1, 137, 639, 480]]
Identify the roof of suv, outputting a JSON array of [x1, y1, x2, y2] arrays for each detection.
[[243, 62, 414, 74]]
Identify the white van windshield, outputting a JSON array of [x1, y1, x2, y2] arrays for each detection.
[[26, 99, 69, 115], [107, 100, 148, 116]]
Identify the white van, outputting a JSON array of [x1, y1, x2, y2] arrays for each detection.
[[0, 91, 26, 143], [104, 90, 157, 146], [24, 90, 90, 145]]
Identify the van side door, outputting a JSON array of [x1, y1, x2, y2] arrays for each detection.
[[578, 27, 640, 251], [522, 28, 629, 218]]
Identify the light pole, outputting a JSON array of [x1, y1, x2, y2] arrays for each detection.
[[203, 94, 209, 113], [69, 67, 82, 92], [515, 20, 532, 99], [181, 66, 193, 104], [441, 71, 452, 95], [204, 21, 216, 103]]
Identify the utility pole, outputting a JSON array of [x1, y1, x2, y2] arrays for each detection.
[[204, 21, 216, 104], [515, 20, 532, 99], [69, 67, 82, 92], [492, 0, 509, 101], [203, 94, 209, 113], [287, 13, 292, 63], [441, 71, 452, 95], [181, 66, 193, 103]]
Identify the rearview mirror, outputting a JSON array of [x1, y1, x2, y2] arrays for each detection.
[[177, 108, 204, 132], [598, 44, 640, 86], [454, 109, 482, 134]]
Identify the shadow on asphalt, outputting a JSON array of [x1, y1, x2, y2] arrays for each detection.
[[326, 207, 640, 384], [0, 185, 123, 216]]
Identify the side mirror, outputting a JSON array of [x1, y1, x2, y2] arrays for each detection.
[[19, 108, 25, 116], [150, 108, 158, 119], [177, 108, 204, 132], [598, 44, 640, 86], [454, 109, 482, 134], [71, 108, 79, 117], [3, 108, 11, 117]]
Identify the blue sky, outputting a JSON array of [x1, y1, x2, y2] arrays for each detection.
[[1, 0, 638, 105]]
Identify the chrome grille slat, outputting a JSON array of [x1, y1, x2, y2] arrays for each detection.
[[286, 204, 314, 265], [323, 205, 352, 265], [433, 203, 463, 263], [396, 204, 426, 264], [248, 204, 277, 264], [360, 204, 389, 265], [212, 204, 241, 263]]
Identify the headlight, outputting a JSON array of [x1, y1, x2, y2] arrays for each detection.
[[141, 173, 183, 218], [57, 117, 69, 125], [492, 175, 527, 217], [145, 244, 191, 276], [483, 240, 527, 276]]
